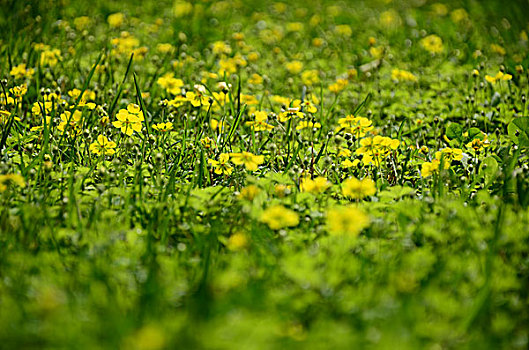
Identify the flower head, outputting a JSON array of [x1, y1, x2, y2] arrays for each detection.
[[152, 122, 173, 132], [208, 153, 233, 175], [300, 176, 331, 194], [326, 206, 369, 236], [342, 177, 376, 199], [89, 135, 117, 156], [420, 34, 443, 54], [230, 151, 264, 171], [113, 104, 144, 136], [0, 174, 26, 192], [260, 205, 299, 230]]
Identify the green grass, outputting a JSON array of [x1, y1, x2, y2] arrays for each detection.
[[1, 0, 529, 348]]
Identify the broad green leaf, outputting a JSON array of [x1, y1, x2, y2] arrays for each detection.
[[446, 123, 463, 141], [508, 117, 529, 147]]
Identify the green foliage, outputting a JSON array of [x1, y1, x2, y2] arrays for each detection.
[[1, 0, 529, 349]]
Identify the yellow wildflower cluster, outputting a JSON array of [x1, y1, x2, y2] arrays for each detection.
[[420, 34, 443, 54], [300, 176, 331, 194], [329, 78, 348, 93], [391, 69, 418, 82], [107, 12, 125, 27], [336, 115, 374, 137], [260, 205, 299, 230], [10, 64, 35, 79], [326, 206, 369, 237], [111, 32, 148, 59], [58, 110, 83, 135], [229, 152, 264, 171], [0, 174, 26, 192], [301, 70, 320, 86], [342, 177, 376, 199], [285, 61, 304, 74], [40, 48, 61, 67], [356, 136, 400, 166], [421, 147, 463, 177], [152, 122, 173, 132], [157, 73, 184, 95], [485, 71, 512, 84]]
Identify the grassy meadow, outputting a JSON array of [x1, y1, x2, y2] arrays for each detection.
[[1, 0, 529, 348]]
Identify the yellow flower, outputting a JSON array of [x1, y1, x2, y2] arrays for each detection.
[[301, 70, 320, 86], [466, 137, 490, 152], [107, 13, 125, 28], [285, 61, 303, 74], [341, 159, 360, 168], [0, 110, 12, 124], [450, 8, 468, 23], [174, 1, 193, 18], [230, 151, 265, 171], [58, 110, 83, 135], [312, 37, 324, 47], [40, 49, 61, 67], [274, 184, 291, 197], [286, 22, 304, 32], [300, 176, 331, 194], [10, 64, 35, 79], [186, 85, 211, 107], [329, 78, 348, 93], [227, 232, 248, 251], [336, 115, 373, 137], [248, 51, 260, 62], [210, 119, 227, 132], [260, 205, 299, 230], [435, 147, 463, 162], [485, 71, 512, 84], [369, 46, 384, 59], [326, 206, 369, 237], [152, 122, 173, 132], [157, 73, 184, 95], [156, 43, 175, 54], [421, 159, 440, 177], [490, 44, 506, 56], [338, 148, 352, 157], [355, 136, 400, 167], [246, 111, 274, 131], [278, 106, 304, 122], [168, 96, 187, 108], [73, 16, 90, 31], [208, 153, 233, 175], [292, 99, 317, 114], [89, 135, 117, 156], [239, 184, 260, 201], [391, 69, 418, 82], [431, 3, 448, 16], [9, 84, 28, 102], [31, 101, 53, 116], [0, 174, 26, 192], [200, 137, 214, 149], [248, 73, 263, 85], [342, 177, 376, 199], [211, 41, 232, 55], [335, 24, 352, 37], [420, 34, 443, 54], [296, 120, 321, 130], [113, 106, 143, 136]]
